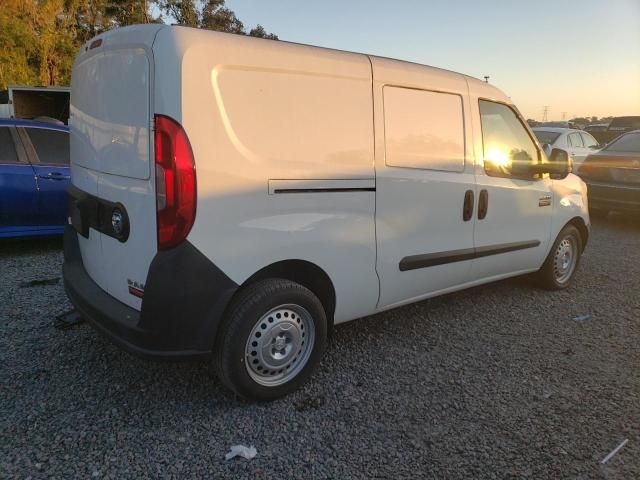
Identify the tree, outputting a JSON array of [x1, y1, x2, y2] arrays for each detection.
[[34, 0, 77, 86], [156, 0, 199, 27], [0, 1, 40, 89], [201, 0, 245, 33], [249, 24, 278, 40], [0, 0, 77, 88], [1, 0, 277, 89], [68, 0, 114, 44], [570, 117, 590, 126], [106, 0, 159, 27], [156, 0, 277, 37]]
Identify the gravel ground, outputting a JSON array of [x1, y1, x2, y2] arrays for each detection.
[[1, 214, 639, 479]]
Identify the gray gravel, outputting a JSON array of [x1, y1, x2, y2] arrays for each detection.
[[1, 214, 639, 479]]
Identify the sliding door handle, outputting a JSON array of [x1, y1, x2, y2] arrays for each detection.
[[478, 189, 488, 219], [463, 190, 474, 221]]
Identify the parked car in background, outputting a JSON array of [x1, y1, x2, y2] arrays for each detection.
[[584, 123, 609, 134], [578, 130, 640, 216], [532, 127, 600, 169], [590, 116, 640, 145], [0, 119, 70, 238], [539, 121, 572, 128]]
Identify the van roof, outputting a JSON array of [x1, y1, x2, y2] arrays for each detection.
[[84, 24, 510, 103]]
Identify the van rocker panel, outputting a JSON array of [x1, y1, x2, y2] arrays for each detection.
[[63, 225, 238, 358]]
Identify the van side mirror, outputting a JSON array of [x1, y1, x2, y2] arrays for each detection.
[[546, 148, 570, 178], [549, 148, 568, 164], [526, 149, 570, 179]]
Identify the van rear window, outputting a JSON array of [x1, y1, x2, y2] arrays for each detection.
[[383, 87, 465, 172]]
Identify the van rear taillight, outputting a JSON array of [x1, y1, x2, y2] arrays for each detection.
[[154, 114, 196, 250]]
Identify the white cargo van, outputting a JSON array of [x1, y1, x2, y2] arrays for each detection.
[[64, 25, 589, 400]]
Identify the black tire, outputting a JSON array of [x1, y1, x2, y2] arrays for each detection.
[[214, 278, 327, 400], [536, 224, 583, 290]]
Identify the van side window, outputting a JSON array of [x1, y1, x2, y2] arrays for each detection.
[[384, 87, 465, 172], [479, 100, 539, 178]]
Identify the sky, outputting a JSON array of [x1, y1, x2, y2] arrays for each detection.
[[226, 0, 640, 120]]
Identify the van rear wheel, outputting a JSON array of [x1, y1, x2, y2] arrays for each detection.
[[536, 224, 583, 290], [214, 279, 327, 400]]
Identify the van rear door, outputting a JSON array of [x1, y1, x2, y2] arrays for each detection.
[[70, 25, 164, 310]]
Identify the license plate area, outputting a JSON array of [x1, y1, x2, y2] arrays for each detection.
[[67, 185, 130, 242], [70, 202, 86, 237], [68, 186, 93, 238]]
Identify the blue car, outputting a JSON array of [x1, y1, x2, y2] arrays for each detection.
[[0, 119, 70, 238]]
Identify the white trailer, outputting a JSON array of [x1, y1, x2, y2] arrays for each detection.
[[6, 85, 70, 124]]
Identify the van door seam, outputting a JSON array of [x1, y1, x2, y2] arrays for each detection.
[[366, 54, 383, 309]]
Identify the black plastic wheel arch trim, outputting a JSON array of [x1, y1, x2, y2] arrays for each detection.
[[140, 240, 239, 354], [63, 224, 239, 358]]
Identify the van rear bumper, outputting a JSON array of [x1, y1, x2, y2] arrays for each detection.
[[63, 225, 238, 359]]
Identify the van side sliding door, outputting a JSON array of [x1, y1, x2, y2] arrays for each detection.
[[372, 58, 477, 309]]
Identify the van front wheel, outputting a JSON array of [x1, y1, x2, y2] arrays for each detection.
[[214, 278, 327, 400], [536, 224, 583, 290]]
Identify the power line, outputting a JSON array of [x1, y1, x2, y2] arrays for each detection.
[[542, 106, 550, 122]]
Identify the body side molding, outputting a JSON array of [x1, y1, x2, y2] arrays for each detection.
[[268, 178, 375, 194], [399, 240, 541, 271], [273, 187, 376, 194]]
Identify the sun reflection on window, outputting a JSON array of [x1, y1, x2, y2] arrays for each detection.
[[485, 147, 509, 167]]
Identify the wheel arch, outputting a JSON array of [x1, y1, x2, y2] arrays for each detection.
[[234, 259, 337, 331], [566, 216, 589, 252]]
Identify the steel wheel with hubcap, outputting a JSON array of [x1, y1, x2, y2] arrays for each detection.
[[215, 278, 327, 400], [245, 304, 315, 387], [536, 224, 583, 290], [552, 235, 578, 285]]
